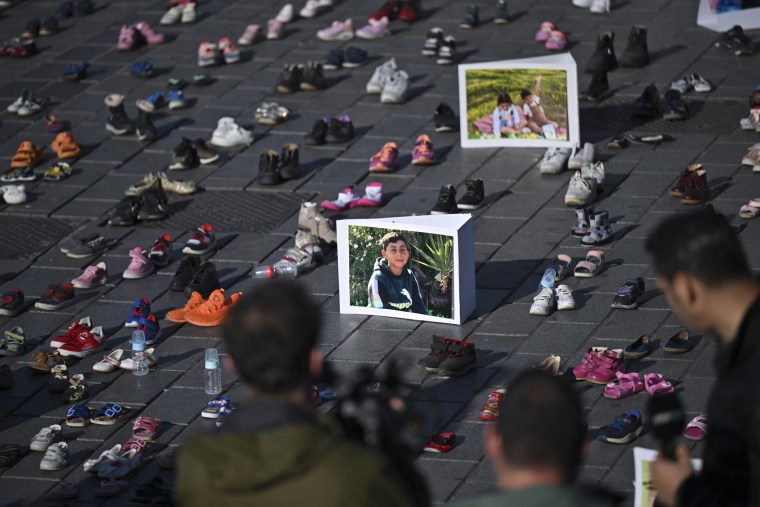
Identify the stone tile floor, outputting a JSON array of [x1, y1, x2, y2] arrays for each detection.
[[0, 0, 758, 505]]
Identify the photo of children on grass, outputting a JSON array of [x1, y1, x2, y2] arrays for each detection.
[[465, 68, 569, 141], [348, 226, 455, 319]]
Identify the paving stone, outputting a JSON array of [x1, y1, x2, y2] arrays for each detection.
[[327, 328, 409, 363], [415, 458, 477, 504]]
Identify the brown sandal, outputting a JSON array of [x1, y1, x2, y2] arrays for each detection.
[[51, 132, 80, 160], [11, 141, 44, 169]]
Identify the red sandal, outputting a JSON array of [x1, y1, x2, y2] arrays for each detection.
[[131, 416, 160, 441], [423, 432, 456, 453]]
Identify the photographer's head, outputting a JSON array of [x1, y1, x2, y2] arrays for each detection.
[[223, 281, 322, 398], [646, 209, 756, 338], [486, 370, 586, 488]]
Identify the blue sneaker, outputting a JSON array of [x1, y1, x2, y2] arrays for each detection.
[[597, 410, 643, 444], [131, 59, 154, 78], [145, 92, 165, 112], [344, 46, 368, 68], [215, 403, 237, 427], [202, 395, 231, 418], [168, 90, 187, 110], [136, 314, 161, 345], [323, 48, 343, 70], [125, 298, 151, 327]]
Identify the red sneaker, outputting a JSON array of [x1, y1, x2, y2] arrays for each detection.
[[370, 1, 401, 20], [423, 432, 455, 453], [50, 317, 93, 348], [58, 327, 104, 358], [398, 1, 421, 21], [478, 389, 505, 421]]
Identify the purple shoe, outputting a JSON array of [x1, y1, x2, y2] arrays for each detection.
[[123, 247, 155, 280], [72, 262, 108, 289]]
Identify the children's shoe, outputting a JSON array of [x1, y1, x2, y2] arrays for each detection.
[[1, 184, 28, 205], [380, 70, 409, 104], [197, 41, 218, 67], [276, 3, 295, 23], [1, 167, 35, 183], [494, 0, 508, 23], [457, 179, 484, 210], [689, 73, 711, 93], [105, 94, 135, 135], [585, 348, 625, 384], [370, 1, 401, 21], [564, 171, 596, 207], [41, 17, 60, 36], [191, 139, 220, 165], [267, 19, 284, 40], [324, 115, 354, 143], [597, 411, 642, 444], [434, 102, 458, 132], [431, 185, 457, 214], [58, 327, 104, 358], [72, 262, 108, 289], [662, 89, 689, 121], [620, 25, 648, 68], [149, 234, 173, 267], [585, 31, 617, 74], [421, 27, 443, 56], [611, 277, 645, 309], [478, 389, 505, 421], [680, 167, 709, 205], [136, 314, 161, 345], [160, 5, 181, 24], [299, 0, 321, 19], [317, 19, 353, 41], [351, 182, 383, 208], [366, 58, 397, 94], [545, 30, 567, 50], [131, 59, 153, 78], [50, 317, 92, 349], [323, 48, 343, 70], [181, 2, 196, 23], [398, 0, 420, 21], [278, 143, 300, 180], [184, 289, 242, 327], [125, 298, 151, 328], [572, 347, 606, 379], [301, 61, 324, 91], [555, 285, 576, 310], [166, 291, 204, 323], [321, 188, 360, 211], [238, 24, 263, 45], [369, 142, 399, 173], [356, 16, 390, 39], [183, 224, 216, 254], [412, 134, 436, 165], [123, 248, 155, 280], [423, 432, 456, 453], [590, 0, 610, 14], [539, 147, 571, 174], [258, 150, 281, 186], [580, 211, 613, 246], [459, 4, 479, 29], [35, 284, 76, 311], [438, 340, 477, 377], [417, 335, 454, 372], [133, 21, 164, 45], [0, 288, 24, 317], [529, 287, 556, 315], [168, 90, 187, 110], [210, 117, 253, 147], [201, 395, 232, 418], [62, 61, 88, 81], [436, 36, 456, 65], [170, 255, 201, 292], [304, 118, 328, 145], [535, 21, 554, 41], [276, 64, 303, 94], [220, 38, 240, 64]]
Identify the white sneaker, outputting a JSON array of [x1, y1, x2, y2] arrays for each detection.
[[689, 74, 712, 93], [567, 142, 595, 170], [556, 285, 576, 310], [317, 19, 353, 41], [572, 0, 592, 5], [366, 58, 397, 94], [589, 0, 610, 13], [581, 161, 605, 186], [530, 287, 556, 316], [210, 117, 253, 147], [1, 184, 27, 204], [160, 5, 181, 25], [317, 0, 334, 5], [539, 147, 572, 174], [299, 0, 320, 18], [670, 76, 691, 94], [564, 171, 596, 207], [380, 70, 409, 104], [276, 3, 294, 23]]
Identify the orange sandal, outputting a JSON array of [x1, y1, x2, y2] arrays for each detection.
[[51, 132, 80, 160], [11, 141, 44, 169]]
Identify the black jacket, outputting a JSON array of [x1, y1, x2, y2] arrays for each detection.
[[367, 257, 427, 314], [677, 294, 760, 507]]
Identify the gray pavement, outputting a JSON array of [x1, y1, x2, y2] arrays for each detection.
[[0, 0, 758, 505]]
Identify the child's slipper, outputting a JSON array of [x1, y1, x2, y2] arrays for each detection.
[[551, 254, 572, 281], [663, 330, 690, 354], [131, 59, 154, 78], [644, 373, 675, 396], [623, 334, 651, 360], [683, 415, 707, 441], [51, 132, 81, 160], [11, 141, 44, 169], [604, 371, 644, 399], [90, 403, 131, 425], [62, 61, 88, 81]]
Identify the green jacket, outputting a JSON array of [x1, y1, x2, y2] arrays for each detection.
[[448, 485, 620, 507], [175, 397, 419, 507]]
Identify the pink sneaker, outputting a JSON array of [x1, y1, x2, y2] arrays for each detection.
[[275, 3, 295, 23], [267, 19, 284, 40], [356, 16, 390, 40], [317, 19, 354, 42], [369, 141, 398, 173], [118, 25, 138, 51], [351, 182, 383, 208], [133, 21, 165, 45], [572, 347, 606, 379], [545, 30, 567, 50], [534, 21, 554, 42], [412, 134, 437, 165], [238, 24, 263, 45], [321, 188, 360, 211], [123, 247, 155, 280], [72, 262, 108, 289], [585, 349, 625, 384], [218, 37, 239, 63]]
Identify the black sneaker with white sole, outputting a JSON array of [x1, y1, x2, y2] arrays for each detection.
[[191, 138, 220, 165], [169, 139, 197, 170], [611, 277, 645, 309], [304, 118, 328, 145], [437, 36, 456, 65], [67, 234, 108, 258], [1, 166, 36, 182], [434, 103, 458, 132], [135, 109, 157, 141], [108, 197, 141, 226], [137, 187, 168, 221], [35, 283, 76, 311], [105, 94, 135, 136], [184, 261, 221, 298], [0, 288, 24, 317], [149, 234, 173, 267], [170, 254, 201, 291], [457, 179, 484, 210], [431, 185, 457, 214], [422, 27, 443, 56]]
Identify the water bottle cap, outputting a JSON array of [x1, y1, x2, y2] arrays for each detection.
[[205, 348, 219, 369], [131, 330, 145, 351]]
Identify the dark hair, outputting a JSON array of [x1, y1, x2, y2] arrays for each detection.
[[223, 281, 321, 393], [380, 231, 407, 250], [520, 89, 532, 99], [497, 93, 512, 105], [645, 209, 750, 285], [497, 370, 585, 482]]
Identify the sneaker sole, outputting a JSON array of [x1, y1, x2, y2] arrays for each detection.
[[494, 19, 508, 24], [436, 59, 454, 65], [300, 83, 323, 92], [610, 301, 640, 310], [182, 241, 215, 255], [0, 308, 21, 317], [106, 124, 133, 136], [58, 345, 103, 358], [185, 316, 228, 327], [35, 300, 75, 311], [456, 203, 482, 210], [380, 95, 405, 104], [529, 308, 553, 316], [66, 250, 105, 259], [168, 162, 190, 170], [421, 49, 437, 56], [51, 337, 75, 347], [276, 85, 297, 94], [435, 126, 456, 132], [564, 196, 591, 207], [342, 62, 365, 68], [122, 270, 155, 280], [598, 425, 642, 444], [317, 33, 354, 42], [430, 210, 456, 215], [580, 235, 613, 246], [72, 280, 106, 289]]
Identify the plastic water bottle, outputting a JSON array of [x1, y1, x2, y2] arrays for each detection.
[[540, 268, 557, 289], [204, 348, 222, 395], [131, 330, 149, 377], [253, 263, 297, 279]]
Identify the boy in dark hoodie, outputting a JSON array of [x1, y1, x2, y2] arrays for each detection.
[[367, 231, 428, 314]]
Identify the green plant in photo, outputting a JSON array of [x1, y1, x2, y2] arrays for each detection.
[[414, 235, 453, 292]]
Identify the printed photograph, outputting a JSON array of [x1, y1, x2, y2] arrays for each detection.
[[347, 226, 455, 319]]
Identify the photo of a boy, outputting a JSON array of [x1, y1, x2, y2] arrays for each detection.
[[521, 75, 558, 134], [367, 231, 428, 314]]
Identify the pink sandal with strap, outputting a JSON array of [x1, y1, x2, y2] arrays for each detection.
[[131, 416, 160, 441], [603, 371, 643, 399], [123, 437, 151, 456], [683, 415, 708, 441], [740, 198, 760, 219], [644, 373, 675, 396]]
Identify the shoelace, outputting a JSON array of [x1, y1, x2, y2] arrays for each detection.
[[534, 288, 553, 302], [617, 280, 637, 296], [555, 286, 572, 298], [127, 254, 147, 271], [81, 265, 101, 278]]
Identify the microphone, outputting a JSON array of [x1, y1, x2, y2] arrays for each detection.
[[648, 393, 685, 461]]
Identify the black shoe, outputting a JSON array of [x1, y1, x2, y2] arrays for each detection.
[[149, 234, 173, 268], [35, 283, 76, 311], [279, 143, 300, 180], [632, 84, 659, 117], [56, 1, 74, 19], [137, 187, 168, 221], [276, 64, 303, 94], [585, 32, 617, 74], [457, 179, 484, 210], [715, 25, 754, 56], [108, 197, 140, 226], [324, 116, 354, 143], [436, 35, 457, 65], [191, 138, 220, 165], [301, 61, 325, 91], [75, 0, 94, 16], [459, 4, 479, 29], [620, 25, 649, 68], [184, 261, 221, 297], [323, 48, 343, 70], [105, 95, 135, 136], [662, 89, 689, 121], [169, 138, 197, 170], [438, 340, 477, 377], [421, 27, 443, 56], [434, 102, 458, 132], [431, 185, 457, 214], [22, 19, 40, 38], [170, 255, 200, 291], [258, 149, 281, 186], [40, 17, 59, 36], [0, 288, 24, 317], [611, 277, 645, 309], [135, 109, 158, 142], [579, 70, 610, 102], [494, 0, 508, 24], [304, 118, 328, 145], [417, 335, 453, 372]]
